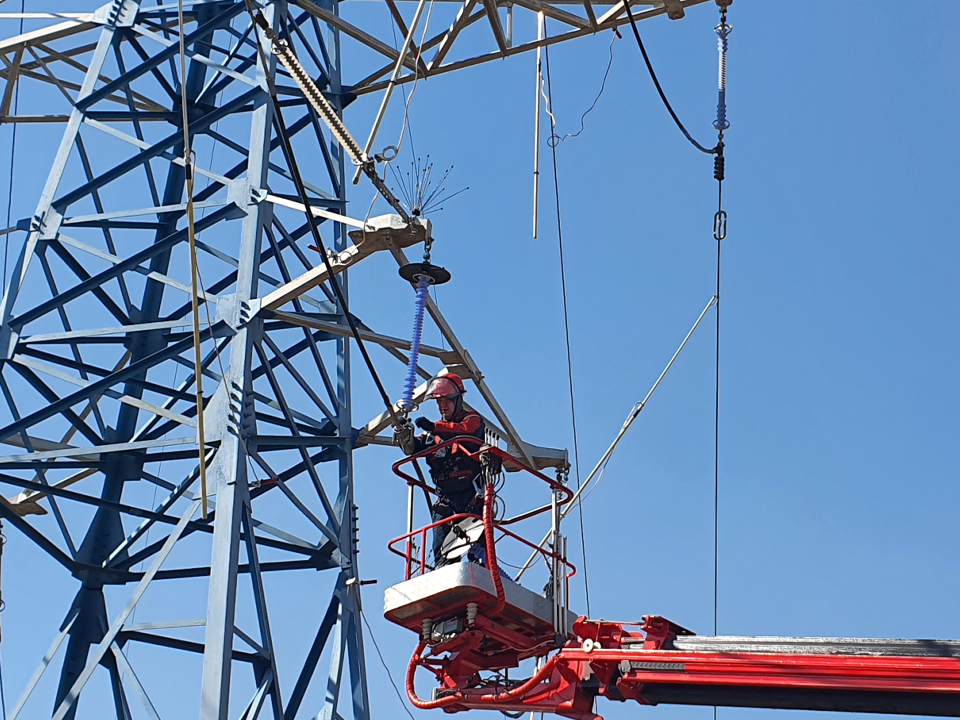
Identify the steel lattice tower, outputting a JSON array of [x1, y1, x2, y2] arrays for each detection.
[[0, 0, 709, 718]]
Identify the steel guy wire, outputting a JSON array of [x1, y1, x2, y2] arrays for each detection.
[[543, 38, 590, 618], [513, 295, 718, 582]]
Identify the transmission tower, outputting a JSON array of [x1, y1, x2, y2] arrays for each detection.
[[0, 0, 709, 718]]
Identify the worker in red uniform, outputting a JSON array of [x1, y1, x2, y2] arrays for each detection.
[[405, 373, 486, 566]]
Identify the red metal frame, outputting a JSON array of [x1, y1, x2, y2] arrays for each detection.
[[406, 616, 960, 719], [391, 436, 574, 580], [388, 512, 577, 581], [389, 438, 960, 718]]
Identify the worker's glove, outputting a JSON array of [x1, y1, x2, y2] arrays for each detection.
[[415, 417, 435, 432], [394, 422, 416, 455]]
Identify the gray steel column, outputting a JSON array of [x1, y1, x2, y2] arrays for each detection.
[[199, 5, 275, 717]]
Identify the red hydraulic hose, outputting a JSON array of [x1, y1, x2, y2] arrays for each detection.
[[407, 482, 536, 711], [482, 480, 506, 613], [406, 639, 562, 709], [475, 654, 560, 702], [407, 640, 463, 709]]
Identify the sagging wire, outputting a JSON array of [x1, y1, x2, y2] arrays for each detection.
[[542, 30, 591, 617], [359, 606, 417, 720], [178, 0, 209, 519], [353, 0, 435, 186], [554, 29, 619, 144], [245, 2, 404, 429], [365, 0, 439, 228], [390, 0, 436, 165], [622, 0, 717, 155], [533, 21, 614, 236], [623, 0, 732, 644]]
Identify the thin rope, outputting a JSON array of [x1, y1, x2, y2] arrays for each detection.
[[178, 0, 209, 519], [543, 39, 590, 617], [360, 607, 416, 720], [3, 2, 23, 295], [556, 30, 617, 143]]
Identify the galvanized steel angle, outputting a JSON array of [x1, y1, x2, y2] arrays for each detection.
[[75, 4, 246, 113], [129, 22, 259, 89], [7, 608, 79, 720], [10, 204, 238, 329], [41, 238, 133, 327], [3, 362, 105, 446], [50, 498, 201, 720], [0, 330, 217, 443], [54, 233, 222, 306], [108, 642, 163, 720], [241, 503, 285, 718], [104, 463, 204, 567], [251, 340, 342, 537], [260, 331, 337, 423]]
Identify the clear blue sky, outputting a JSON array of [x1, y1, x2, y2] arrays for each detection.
[[1, 2, 958, 719]]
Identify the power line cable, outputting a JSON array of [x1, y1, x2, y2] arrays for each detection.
[[712, 2, 731, 649], [623, 1, 717, 155], [360, 607, 416, 720], [542, 38, 591, 617]]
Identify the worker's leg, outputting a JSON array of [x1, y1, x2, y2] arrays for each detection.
[[433, 487, 479, 567], [431, 499, 455, 567]]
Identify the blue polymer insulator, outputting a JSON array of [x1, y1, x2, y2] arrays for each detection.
[[713, 24, 731, 131], [400, 274, 431, 412]]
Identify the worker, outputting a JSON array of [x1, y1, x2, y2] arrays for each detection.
[[397, 373, 486, 566]]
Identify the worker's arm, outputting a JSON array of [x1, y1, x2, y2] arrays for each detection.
[[433, 413, 483, 439]]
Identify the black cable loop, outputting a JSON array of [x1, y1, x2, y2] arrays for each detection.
[[623, 1, 718, 155]]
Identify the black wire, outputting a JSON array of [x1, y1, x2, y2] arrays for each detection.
[[246, 2, 402, 428], [714, 213, 720, 640], [543, 40, 591, 618], [360, 607, 417, 720], [557, 31, 617, 143], [622, 1, 717, 155]]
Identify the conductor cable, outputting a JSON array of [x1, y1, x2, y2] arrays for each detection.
[[246, 2, 403, 428], [623, 0, 717, 155]]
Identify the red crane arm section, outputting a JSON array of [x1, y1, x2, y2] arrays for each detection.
[[408, 617, 960, 719]]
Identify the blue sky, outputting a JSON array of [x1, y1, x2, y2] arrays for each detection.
[[0, 2, 958, 719]]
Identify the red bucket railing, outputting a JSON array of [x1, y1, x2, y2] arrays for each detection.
[[390, 437, 575, 581]]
